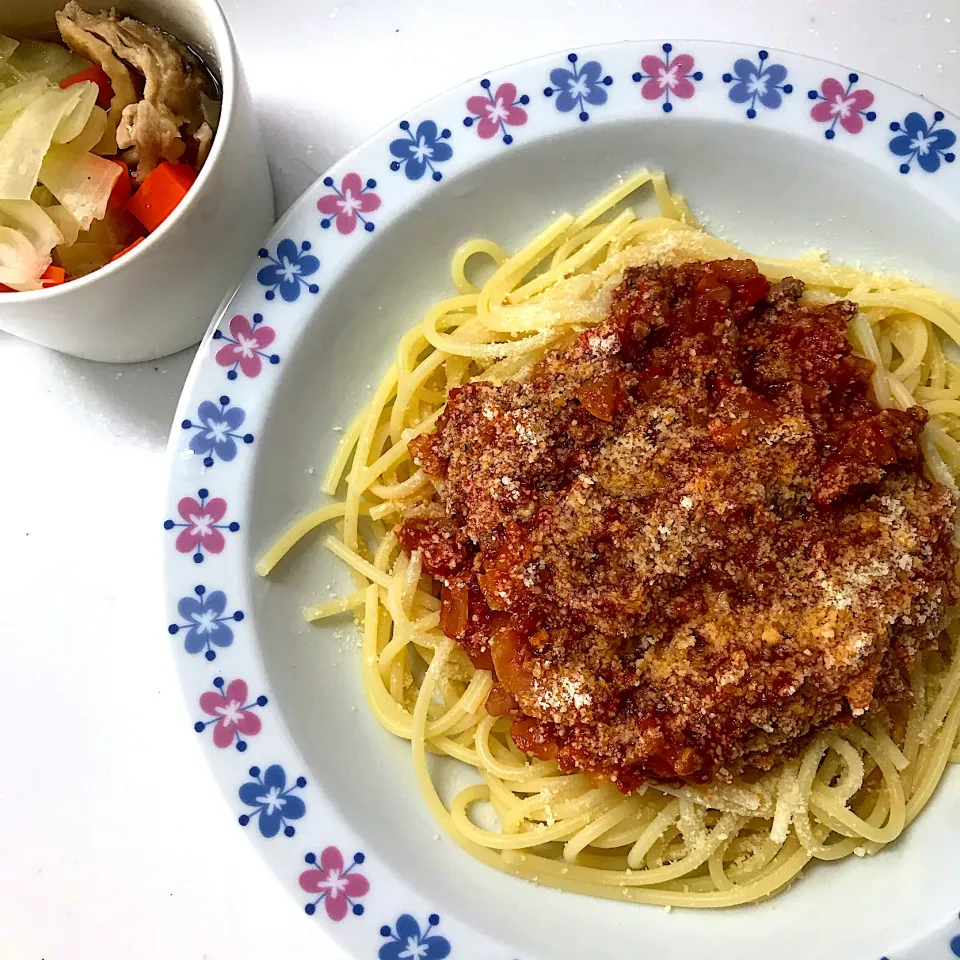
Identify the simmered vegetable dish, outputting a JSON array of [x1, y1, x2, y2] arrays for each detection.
[[0, 2, 219, 291]]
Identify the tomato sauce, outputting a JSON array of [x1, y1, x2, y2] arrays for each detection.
[[400, 260, 958, 790]]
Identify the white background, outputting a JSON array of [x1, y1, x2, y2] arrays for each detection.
[[2, 1, 960, 957]]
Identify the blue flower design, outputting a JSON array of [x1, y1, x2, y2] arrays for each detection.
[[723, 50, 793, 118], [544, 53, 613, 121], [389, 120, 453, 182], [168, 585, 244, 660], [379, 914, 450, 960], [182, 396, 254, 467], [889, 111, 957, 173], [256, 239, 320, 302], [238, 764, 306, 838]]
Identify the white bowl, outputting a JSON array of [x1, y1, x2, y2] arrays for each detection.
[[164, 41, 960, 960], [0, 0, 274, 363]]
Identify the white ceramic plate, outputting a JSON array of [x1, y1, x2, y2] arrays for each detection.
[[163, 41, 960, 960]]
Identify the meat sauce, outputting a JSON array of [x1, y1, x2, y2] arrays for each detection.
[[399, 260, 958, 792]]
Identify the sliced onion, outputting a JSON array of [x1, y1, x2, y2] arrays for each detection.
[[0, 87, 78, 200], [439, 582, 470, 638], [0, 76, 53, 128], [39, 143, 121, 229], [0, 198, 64, 255], [0, 35, 21, 90], [66, 104, 107, 153], [0, 224, 47, 288], [93, 119, 117, 156], [0, 200, 62, 240], [46, 203, 81, 246], [0, 36, 19, 62], [7, 39, 89, 83], [52, 80, 97, 144]]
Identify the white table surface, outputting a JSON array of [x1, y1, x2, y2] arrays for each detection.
[[2, 1, 960, 957]]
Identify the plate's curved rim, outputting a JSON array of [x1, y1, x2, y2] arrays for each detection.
[[162, 39, 960, 960]]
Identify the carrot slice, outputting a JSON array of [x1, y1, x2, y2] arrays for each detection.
[[60, 65, 114, 110], [107, 159, 131, 210], [41, 265, 66, 286], [127, 162, 197, 233], [110, 236, 144, 262]]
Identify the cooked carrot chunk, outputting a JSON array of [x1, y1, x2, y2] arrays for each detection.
[[107, 159, 131, 211], [40, 264, 66, 286], [127, 162, 197, 233], [60, 64, 114, 109]]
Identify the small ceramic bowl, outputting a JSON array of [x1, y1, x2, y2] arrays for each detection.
[[0, 0, 274, 363]]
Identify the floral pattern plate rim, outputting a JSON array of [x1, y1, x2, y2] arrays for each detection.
[[163, 40, 960, 960]]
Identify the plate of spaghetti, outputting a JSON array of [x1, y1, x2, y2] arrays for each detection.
[[164, 41, 960, 960]]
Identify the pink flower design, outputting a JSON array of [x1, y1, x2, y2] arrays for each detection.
[[465, 80, 529, 143], [809, 74, 876, 137], [299, 846, 370, 920], [199, 679, 263, 748], [175, 493, 228, 555], [317, 173, 381, 235], [214, 314, 277, 379], [640, 54, 696, 100], [164, 488, 239, 563], [633, 45, 702, 112]]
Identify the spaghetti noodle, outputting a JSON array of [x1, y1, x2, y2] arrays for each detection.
[[258, 171, 960, 907]]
